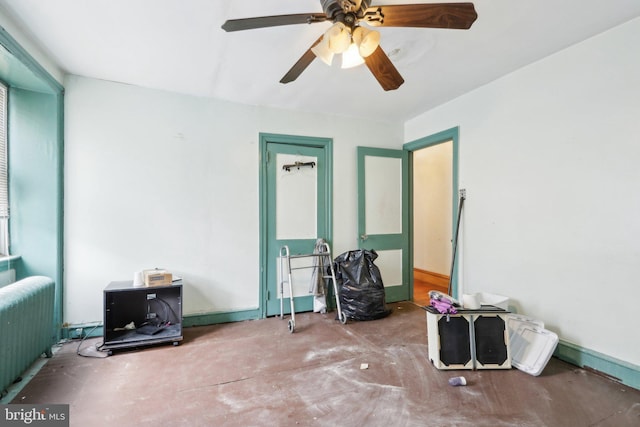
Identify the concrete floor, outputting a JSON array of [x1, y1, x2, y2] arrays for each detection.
[[9, 302, 640, 426]]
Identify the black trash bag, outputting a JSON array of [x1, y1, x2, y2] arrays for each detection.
[[333, 249, 391, 321]]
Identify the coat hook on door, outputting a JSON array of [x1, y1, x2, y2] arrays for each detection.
[[282, 161, 316, 172]]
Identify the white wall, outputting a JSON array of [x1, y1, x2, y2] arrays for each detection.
[[413, 142, 452, 274], [405, 18, 640, 366], [64, 75, 402, 324]]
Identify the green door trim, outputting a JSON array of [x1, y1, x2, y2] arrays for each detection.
[[403, 126, 460, 298], [259, 133, 333, 318], [357, 146, 410, 302]]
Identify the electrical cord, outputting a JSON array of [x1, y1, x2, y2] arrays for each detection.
[[76, 296, 179, 357], [145, 297, 179, 326], [76, 323, 110, 358]]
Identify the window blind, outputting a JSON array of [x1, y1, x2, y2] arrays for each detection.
[[0, 83, 7, 218]]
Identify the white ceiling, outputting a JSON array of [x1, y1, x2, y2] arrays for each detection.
[[1, 0, 639, 123]]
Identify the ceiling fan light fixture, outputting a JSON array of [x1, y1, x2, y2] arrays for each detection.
[[341, 43, 365, 69], [224, 2, 478, 90], [352, 26, 380, 58], [325, 22, 351, 54], [311, 36, 335, 65], [339, 0, 363, 12]]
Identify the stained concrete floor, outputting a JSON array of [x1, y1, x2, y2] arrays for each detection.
[[10, 302, 640, 426]]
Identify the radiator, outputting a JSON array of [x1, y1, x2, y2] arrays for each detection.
[[0, 276, 55, 394]]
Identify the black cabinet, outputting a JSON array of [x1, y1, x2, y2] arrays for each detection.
[[103, 280, 183, 351]]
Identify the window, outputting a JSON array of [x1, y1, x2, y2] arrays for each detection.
[[0, 82, 8, 256]]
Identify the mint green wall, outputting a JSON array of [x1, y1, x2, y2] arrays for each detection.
[[0, 26, 64, 338], [8, 88, 64, 339], [8, 88, 61, 282]]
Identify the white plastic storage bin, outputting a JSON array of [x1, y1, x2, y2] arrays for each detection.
[[509, 322, 558, 376]]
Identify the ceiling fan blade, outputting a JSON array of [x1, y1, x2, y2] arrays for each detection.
[[222, 13, 328, 32], [280, 36, 324, 84], [363, 3, 477, 29], [364, 46, 404, 91]]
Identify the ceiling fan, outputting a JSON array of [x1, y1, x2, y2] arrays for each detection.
[[221, 1, 477, 91]]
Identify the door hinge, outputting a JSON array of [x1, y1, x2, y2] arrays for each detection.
[[267, 290, 270, 299]]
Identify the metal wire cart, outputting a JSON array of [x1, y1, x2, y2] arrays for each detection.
[[278, 242, 347, 333]]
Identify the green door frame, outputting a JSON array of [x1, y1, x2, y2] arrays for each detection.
[[404, 126, 460, 298], [258, 133, 333, 318]]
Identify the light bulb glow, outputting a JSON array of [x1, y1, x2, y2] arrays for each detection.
[[341, 43, 365, 69]]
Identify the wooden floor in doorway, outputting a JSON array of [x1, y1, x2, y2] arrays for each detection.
[[413, 268, 449, 306]]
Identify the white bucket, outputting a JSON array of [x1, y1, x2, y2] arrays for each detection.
[[462, 294, 480, 309]]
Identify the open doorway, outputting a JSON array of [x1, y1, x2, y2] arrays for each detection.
[[412, 141, 453, 305], [405, 127, 459, 306]]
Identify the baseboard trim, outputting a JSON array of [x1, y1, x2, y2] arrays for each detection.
[[414, 268, 448, 280], [61, 308, 262, 340], [183, 308, 261, 327], [414, 268, 449, 292], [61, 323, 103, 340], [555, 339, 640, 390]]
